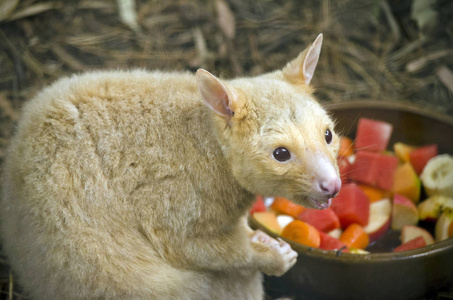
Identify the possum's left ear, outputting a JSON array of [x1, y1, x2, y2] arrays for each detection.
[[196, 69, 240, 118], [283, 33, 323, 85]]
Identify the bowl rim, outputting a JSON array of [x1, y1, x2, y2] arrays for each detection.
[[250, 100, 453, 262]]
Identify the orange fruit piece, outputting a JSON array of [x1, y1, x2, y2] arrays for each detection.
[[271, 197, 306, 218], [392, 162, 421, 204], [358, 184, 389, 203], [339, 136, 354, 157], [339, 223, 370, 249], [281, 220, 321, 248]]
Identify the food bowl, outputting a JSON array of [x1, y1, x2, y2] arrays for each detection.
[[249, 101, 453, 300]]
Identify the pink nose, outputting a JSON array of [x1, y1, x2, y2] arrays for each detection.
[[319, 177, 342, 198]]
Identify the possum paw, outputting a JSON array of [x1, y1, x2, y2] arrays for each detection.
[[250, 230, 298, 276]]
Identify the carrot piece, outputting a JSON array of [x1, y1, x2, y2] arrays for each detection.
[[339, 223, 370, 249], [281, 220, 321, 248], [339, 136, 354, 157], [358, 184, 389, 203], [271, 197, 306, 218]]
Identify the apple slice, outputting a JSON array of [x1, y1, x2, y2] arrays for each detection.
[[435, 210, 453, 242], [253, 211, 282, 234], [401, 225, 435, 245], [417, 195, 450, 222], [363, 198, 392, 242], [393, 236, 426, 252], [391, 194, 419, 230]]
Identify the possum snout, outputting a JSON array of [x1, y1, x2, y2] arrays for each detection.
[[310, 153, 342, 200]]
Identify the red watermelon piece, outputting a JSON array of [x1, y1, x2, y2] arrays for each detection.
[[409, 144, 438, 175], [319, 231, 348, 251], [355, 118, 393, 152], [249, 195, 266, 215], [350, 151, 399, 191], [393, 236, 426, 252], [331, 183, 370, 228], [298, 207, 341, 233]]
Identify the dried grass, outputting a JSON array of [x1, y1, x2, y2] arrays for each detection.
[[0, 0, 452, 298]]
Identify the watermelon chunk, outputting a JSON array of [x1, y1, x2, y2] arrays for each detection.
[[319, 231, 348, 251], [409, 144, 438, 175], [355, 118, 393, 152], [249, 195, 266, 215], [331, 183, 370, 228], [350, 151, 399, 191], [298, 207, 341, 232]]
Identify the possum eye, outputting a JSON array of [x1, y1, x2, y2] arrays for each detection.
[[325, 129, 333, 144], [273, 147, 291, 162]]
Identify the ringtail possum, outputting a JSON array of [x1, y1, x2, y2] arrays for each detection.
[[0, 34, 341, 299]]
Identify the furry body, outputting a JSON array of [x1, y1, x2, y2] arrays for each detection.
[[1, 35, 340, 299]]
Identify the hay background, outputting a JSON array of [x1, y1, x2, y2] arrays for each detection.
[[0, 0, 452, 298]]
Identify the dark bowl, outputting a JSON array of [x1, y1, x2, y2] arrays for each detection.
[[249, 101, 453, 300]]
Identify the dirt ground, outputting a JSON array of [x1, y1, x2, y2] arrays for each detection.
[[0, 0, 452, 298]]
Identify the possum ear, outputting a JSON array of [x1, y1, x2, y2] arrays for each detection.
[[283, 33, 323, 85], [196, 69, 239, 117]]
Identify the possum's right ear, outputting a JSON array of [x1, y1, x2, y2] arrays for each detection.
[[282, 33, 323, 85], [196, 69, 239, 118]]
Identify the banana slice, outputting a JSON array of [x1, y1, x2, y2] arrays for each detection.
[[420, 154, 453, 197]]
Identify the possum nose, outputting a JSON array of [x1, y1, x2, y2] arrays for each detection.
[[319, 177, 342, 198]]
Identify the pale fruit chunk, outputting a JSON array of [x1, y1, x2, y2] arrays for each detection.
[[420, 154, 453, 197], [435, 210, 453, 242], [417, 195, 451, 222], [401, 225, 435, 245], [349, 248, 370, 254], [392, 194, 419, 230], [363, 198, 392, 242], [276, 215, 294, 231], [253, 212, 282, 234], [327, 228, 343, 239]]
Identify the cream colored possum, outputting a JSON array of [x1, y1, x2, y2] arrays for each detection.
[[1, 34, 340, 299]]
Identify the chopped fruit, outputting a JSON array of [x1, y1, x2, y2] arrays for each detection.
[[339, 223, 370, 249], [401, 225, 434, 245], [276, 215, 294, 230], [350, 151, 399, 191], [339, 136, 354, 157], [319, 231, 348, 251], [281, 220, 321, 248], [420, 154, 453, 198], [250, 195, 266, 215], [435, 210, 453, 242], [271, 197, 306, 218], [409, 144, 438, 175], [355, 118, 393, 152], [392, 162, 421, 204], [252, 212, 282, 234], [418, 195, 450, 222], [332, 183, 370, 228], [394, 142, 416, 163], [363, 198, 392, 242], [358, 184, 388, 203], [392, 194, 419, 230], [298, 207, 340, 232], [394, 236, 426, 252]]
